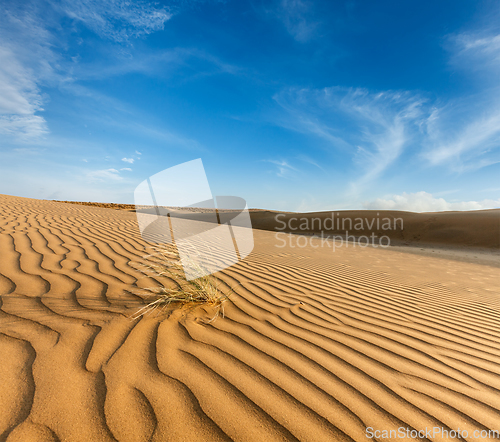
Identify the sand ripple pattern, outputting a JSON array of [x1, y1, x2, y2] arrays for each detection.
[[0, 194, 499, 442]]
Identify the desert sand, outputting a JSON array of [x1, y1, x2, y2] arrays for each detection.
[[0, 193, 499, 441]]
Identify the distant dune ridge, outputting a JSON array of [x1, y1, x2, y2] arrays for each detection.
[[250, 209, 500, 250], [55, 200, 500, 249], [0, 193, 500, 441]]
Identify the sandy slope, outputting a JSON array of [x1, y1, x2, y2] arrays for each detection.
[[0, 194, 499, 442], [249, 209, 500, 250], [55, 201, 500, 250]]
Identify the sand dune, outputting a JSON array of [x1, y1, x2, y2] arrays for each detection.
[[55, 201, 500, 250], [0, 194, 499, 441], [249, 209, 500, 250]]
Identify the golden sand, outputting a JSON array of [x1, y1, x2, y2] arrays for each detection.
[[0, 194, 499, 441]]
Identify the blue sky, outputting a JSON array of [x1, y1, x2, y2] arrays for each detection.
[[1, 0, 499, 211]]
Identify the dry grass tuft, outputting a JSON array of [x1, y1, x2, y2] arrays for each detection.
[[132, 244, 231, 322]]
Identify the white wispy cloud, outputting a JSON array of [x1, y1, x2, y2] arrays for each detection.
[[121, 157, 134, 163], [64, 46, 239, 85], [120, 167, 132, 171], [0, 114, 49, 140], [296, 154, 324, 170], [272, 7, 500, 184], [422, 95, 500, 170], [450, 31, 500, 73], [423, 21, 500, 170], [60, 0, 172, 42], [364, 191, 500, 212], [135, 150, 142, 155], [0, 8, 54, 141], [275, 81, 500, 180], [274, 87, 426, 185], [459, 34, 500, 59], [0, 0, 172, 143], [264, 159, 298, 178], [87, 168, 123, 181]]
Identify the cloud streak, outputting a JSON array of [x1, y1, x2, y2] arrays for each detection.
[[364, 191, 500, 212], [421, 23, 500, 171], [274, 87, 426, 185], [264, 159, 298, 178], [423, 96, 500, 170], [0, 7, 54, 141], [60, 0, 172, 42], [272, 8, 500, 188], [0, 0, 172, 143], [87, 168, 123, 181], [450, 29, 500, 74]]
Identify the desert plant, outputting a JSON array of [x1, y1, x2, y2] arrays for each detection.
[[132, 244, 231, 322]]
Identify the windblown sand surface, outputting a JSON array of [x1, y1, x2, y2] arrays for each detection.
[[56, 200, 500, 250], [1, 194, 499, 441]]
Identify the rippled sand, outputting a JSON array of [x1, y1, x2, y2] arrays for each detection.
[[0, 194, 499, 441]]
